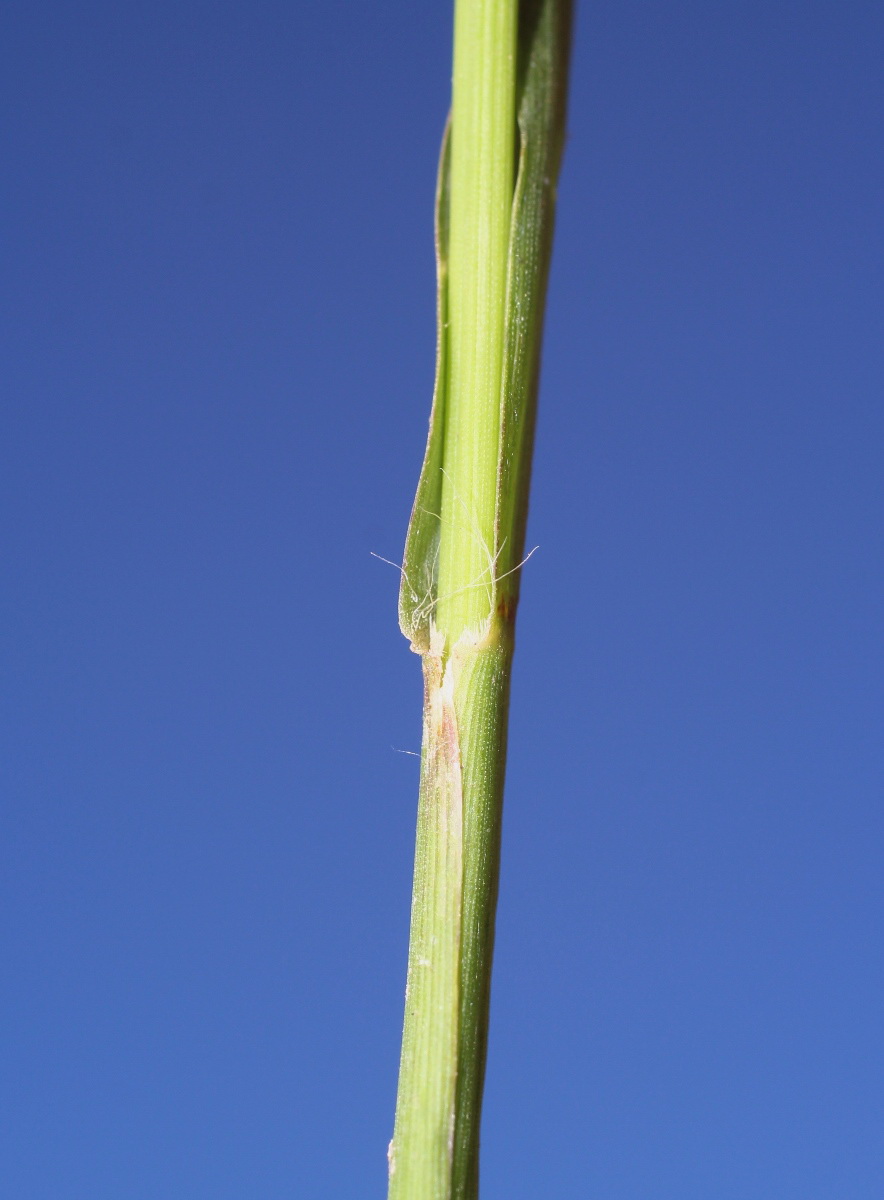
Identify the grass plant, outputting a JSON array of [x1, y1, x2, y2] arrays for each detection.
[[388, 2, 572, 1196]]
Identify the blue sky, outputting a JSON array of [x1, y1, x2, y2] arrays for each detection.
[[2, 2, 883, 1196]]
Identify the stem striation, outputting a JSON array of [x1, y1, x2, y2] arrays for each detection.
[[389, 4, 572, 1197]]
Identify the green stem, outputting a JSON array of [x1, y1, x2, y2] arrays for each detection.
[[389, 4, 572, 1197], [436, 0, 517, 643]]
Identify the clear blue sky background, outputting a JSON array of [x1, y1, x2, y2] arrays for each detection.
[[2, 2, 883, 1196]]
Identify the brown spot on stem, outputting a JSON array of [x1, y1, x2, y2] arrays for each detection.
[[496, 593, 517, 623]]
